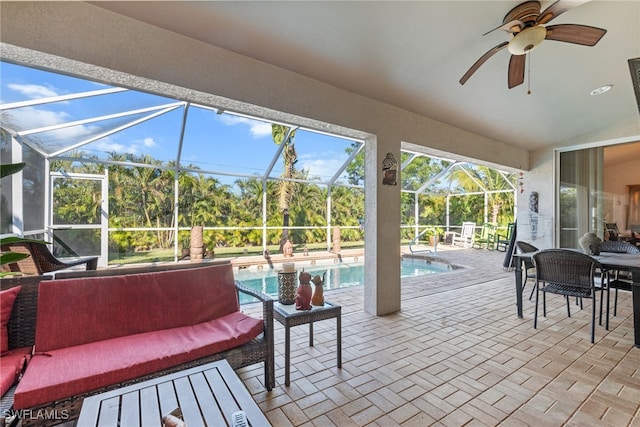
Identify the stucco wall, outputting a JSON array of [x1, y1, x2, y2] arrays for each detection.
[[517, 149, 555, 249]]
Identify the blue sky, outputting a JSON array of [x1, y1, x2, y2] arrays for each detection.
[[0, 61, 361, 185]]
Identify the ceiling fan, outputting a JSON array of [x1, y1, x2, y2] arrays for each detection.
[[459, 0, 607, 90]]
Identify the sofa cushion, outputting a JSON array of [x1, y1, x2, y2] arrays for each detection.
[[14, 311, 262, 409], [1, 286, 21, 353], [0, 347, 31, 398], [35, 264, 239, 352]]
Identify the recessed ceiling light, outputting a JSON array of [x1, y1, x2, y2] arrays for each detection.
[[590, 85, 613, 96]]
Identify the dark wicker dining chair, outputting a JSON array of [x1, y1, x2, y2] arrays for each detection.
[[629, 224, 640, 247], [600, 240, 640, 329], [1, 241, 98, 275], [532, 249, 603, 343], [515, 241, 538, 300]]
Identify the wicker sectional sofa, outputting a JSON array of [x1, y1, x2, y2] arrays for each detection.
[[0, 261, 274, 427]]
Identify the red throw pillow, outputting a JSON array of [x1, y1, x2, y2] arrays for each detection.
[[1, 286, 21, 354]]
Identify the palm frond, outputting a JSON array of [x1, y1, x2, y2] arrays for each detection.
[[0, 162, 26, 178]]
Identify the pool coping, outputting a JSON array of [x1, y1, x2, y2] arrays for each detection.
[[230, 248, 365, 270]]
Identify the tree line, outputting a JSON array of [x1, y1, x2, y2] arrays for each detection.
[[50, 138, 514, 256]]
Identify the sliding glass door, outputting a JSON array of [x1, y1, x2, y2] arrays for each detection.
[[558, 147, 604, 248]]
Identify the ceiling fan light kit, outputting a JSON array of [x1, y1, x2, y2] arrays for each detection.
[[460, 0, 607, 90], [508, 25, 547, 55]]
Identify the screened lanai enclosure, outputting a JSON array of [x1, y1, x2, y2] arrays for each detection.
[[1, 61, 517, 267]]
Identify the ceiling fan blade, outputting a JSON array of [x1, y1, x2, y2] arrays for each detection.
[[483, 19, 524, 36], [545, 24, 607, 46], [537, 0, 591, 25], [508, 54, 526, 89], [459, 41, 509, 85]]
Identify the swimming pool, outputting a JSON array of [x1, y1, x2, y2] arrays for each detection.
[[234, 256, 457, 304]]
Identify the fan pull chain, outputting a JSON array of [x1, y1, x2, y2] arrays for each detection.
[[527, 50, 532, 95]]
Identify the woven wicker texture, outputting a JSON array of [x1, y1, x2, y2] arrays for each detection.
[[601, 240, 640, 254], [0, 276, 52, 426], [601, 239, 640, 327], [532, 249, 601, 343], [1, 242, 97, 275], [1, 264, 274, 427]]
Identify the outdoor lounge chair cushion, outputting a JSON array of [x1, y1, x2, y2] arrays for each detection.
[[0, 347, 31, 398], [34, 265, 240, 352], [13, 313, 262, 409], [1, 286, 21, 353]]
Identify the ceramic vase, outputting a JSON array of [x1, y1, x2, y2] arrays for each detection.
[[296, 271, 312, 310], [311, 273, 325, 306], [277, 271, 297, 305]]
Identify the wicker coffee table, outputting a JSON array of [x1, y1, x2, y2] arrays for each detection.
[[273, 301, 342, 386], [76, 360, 270, 426]]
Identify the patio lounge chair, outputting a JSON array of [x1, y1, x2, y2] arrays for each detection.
[[1, 241, 98, 275], [450, 222, 475, 247], [472, 223, 497, 250], [496, 222, 514, 252]]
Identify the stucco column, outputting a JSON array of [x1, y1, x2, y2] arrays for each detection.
[[363, 134, 401, 315]]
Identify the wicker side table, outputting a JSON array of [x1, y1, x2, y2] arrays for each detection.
[[273, 301, 342, 386]]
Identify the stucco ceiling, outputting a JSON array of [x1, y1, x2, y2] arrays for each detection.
[[92, 1, 640, 153]]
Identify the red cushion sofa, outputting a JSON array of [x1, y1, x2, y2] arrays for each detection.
[[3, 261, 274, 426]]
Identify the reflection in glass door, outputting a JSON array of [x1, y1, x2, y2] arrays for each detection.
[[628, 185, 640, 228], [558, 147, 604, 248], [50, 172, 107, 266]]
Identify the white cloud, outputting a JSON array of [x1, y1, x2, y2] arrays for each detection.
[[9, 107, 99, 151], [8, 106, 160, 157], [298, 152, 348, 180], [9, 106, 71, 129], [46, 125, 96, 143], [8, 83, 59, 99], [219, 115, 272, 138], [141, 137, 156, 148], [93, 139, 140, 155]]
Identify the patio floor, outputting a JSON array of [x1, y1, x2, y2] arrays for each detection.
[[237, 246, 640, 426]]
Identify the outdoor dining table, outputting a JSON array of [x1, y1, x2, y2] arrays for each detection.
[[513, 251, 640, 347]]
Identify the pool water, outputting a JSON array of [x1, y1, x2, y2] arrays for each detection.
[[235, 257, 455, 304]]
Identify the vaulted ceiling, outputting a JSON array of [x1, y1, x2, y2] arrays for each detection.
[[91, 0, 640, 156]]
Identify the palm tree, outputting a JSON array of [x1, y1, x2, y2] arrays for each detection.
[[272, 124, 298, 251], [449, 164, 515, 225]]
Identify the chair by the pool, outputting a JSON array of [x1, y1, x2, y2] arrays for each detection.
[[532, 249, 603, 343], [1, 240, 98, 275], [451, 222, 475, 247], [496, 222, 514, 252], [472, 223, 497, 250]]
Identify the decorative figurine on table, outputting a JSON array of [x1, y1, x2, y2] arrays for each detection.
[[295, 270, 312, 310], [311, 272, 325, 306], [162, 408, 186, 427]]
